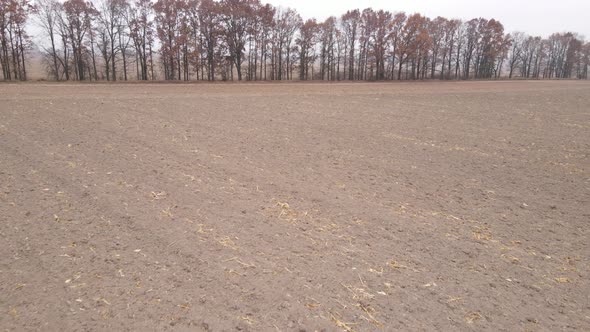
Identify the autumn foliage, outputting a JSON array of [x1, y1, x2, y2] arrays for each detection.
[[0, 0, 31, 80], [2, 0, 589, 81]]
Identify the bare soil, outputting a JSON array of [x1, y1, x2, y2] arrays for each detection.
[[1, 81, 589, 331]]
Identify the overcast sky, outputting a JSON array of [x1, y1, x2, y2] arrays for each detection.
[[266, 0, 590, 38]]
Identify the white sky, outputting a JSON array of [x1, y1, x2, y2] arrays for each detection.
[[267, 0, 590, 39]]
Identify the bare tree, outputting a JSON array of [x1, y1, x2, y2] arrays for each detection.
[[34, 0, 61, 79], [63, 0, 96, 80], [506, 32, 524, 78], [273, 7, 301, 80], [128, 0, 154, 80], [340, 9, 359, 80], [198, 0, 221, 81], [296, 18, 317, 80]]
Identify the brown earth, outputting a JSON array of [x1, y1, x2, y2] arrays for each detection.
[[0, 81, 589, 331]]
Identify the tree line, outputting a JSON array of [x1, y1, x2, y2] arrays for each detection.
[[1, 0, 589, 81]]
